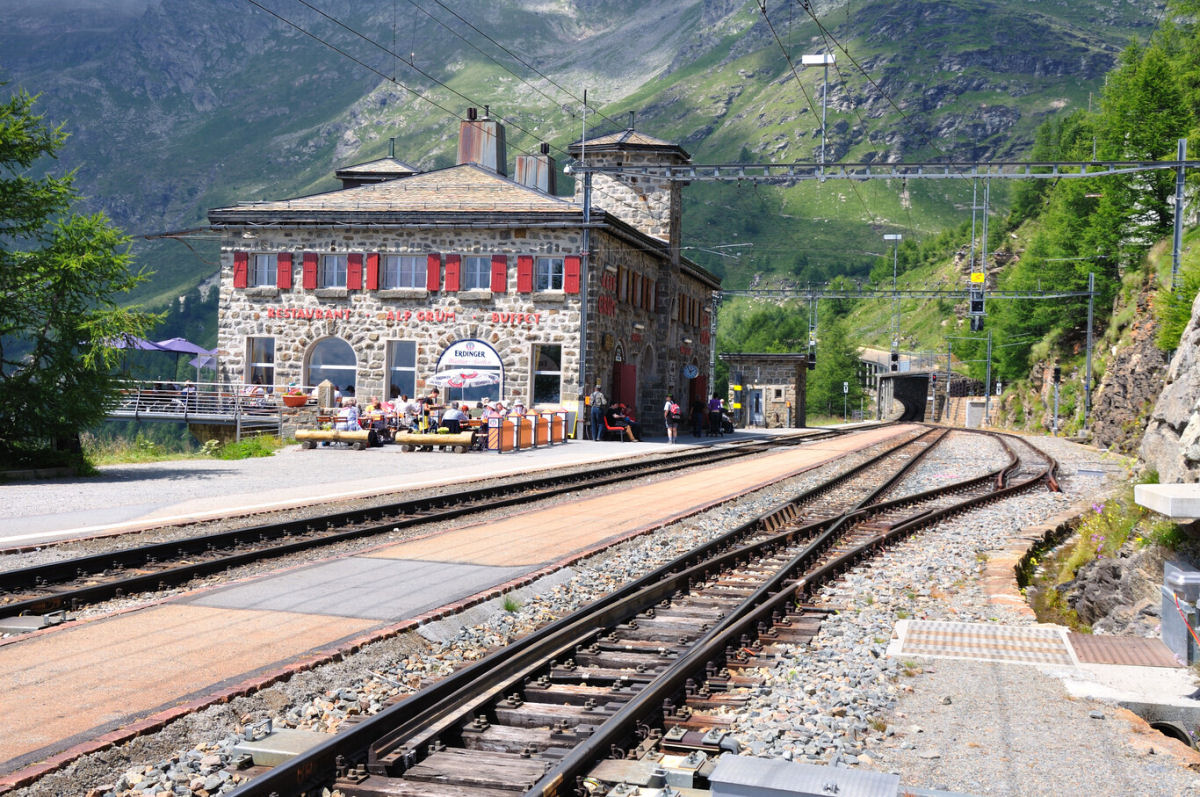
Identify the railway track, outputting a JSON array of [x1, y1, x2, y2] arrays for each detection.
[[0, 432, 847, 619], [222, 428, 1056, 797]]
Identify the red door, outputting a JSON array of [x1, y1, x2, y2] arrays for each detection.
[[612, 363, 636, 410]]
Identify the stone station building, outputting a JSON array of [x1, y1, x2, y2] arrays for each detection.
[[207, 110, 720, 433], [719, 353, 809, 429]]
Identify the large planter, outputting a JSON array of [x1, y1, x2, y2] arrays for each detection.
[[282, 394, 308, 408]]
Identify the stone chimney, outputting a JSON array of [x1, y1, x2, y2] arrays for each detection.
[[457, 106, 507, 176], [515, 143, 557, 194]]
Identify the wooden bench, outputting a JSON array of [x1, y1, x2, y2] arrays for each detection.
[[394, 430, 477, 453], [295, 428, 379, 450]]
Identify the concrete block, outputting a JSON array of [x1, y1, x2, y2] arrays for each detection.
[[233, 728, 328, 767], [1135, 484, 1200, 519], [710, 754, 899, 797]]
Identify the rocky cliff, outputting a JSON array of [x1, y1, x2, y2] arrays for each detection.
[[1092, 280, 1170, 454], [1140, 290, 1200, 482]]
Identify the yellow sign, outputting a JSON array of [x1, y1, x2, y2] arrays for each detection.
[[732, 402, 742, 409], [970, 272, 985, 283], [732, 384, 742, 391]]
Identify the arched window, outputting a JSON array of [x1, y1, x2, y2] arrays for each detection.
[[306, 337, 357, 394]]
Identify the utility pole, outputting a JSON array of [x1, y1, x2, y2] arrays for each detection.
[[984, 329, 992, 427], [802, 54, 836, 174], [575, 91, 591, 439], [1174, 138, 1187, 292], [884, 233, 902, 367], [1084, 272, 1094, 432]]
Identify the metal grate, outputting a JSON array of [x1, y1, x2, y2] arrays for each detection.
[[895, 620, 1076, 666], [1068, 633, 1182, 668]]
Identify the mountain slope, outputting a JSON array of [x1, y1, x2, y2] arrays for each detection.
[[1, 0, 1165, 301]]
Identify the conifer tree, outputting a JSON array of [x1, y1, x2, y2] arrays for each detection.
[[0, 83, 157, 467]]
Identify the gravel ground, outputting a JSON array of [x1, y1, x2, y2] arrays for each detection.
[[727, 434, 1200, 796], [15, 431, 1186, 797]]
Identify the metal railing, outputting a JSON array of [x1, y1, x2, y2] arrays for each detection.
[[108, 380, 286, 440]]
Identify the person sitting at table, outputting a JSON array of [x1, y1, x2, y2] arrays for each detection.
[[482, 399, 506, 420], [440, 403, 468, 434], [334, 397, 360, 431], [511, 397, 527, 416]]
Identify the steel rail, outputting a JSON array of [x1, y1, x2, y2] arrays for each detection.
[[0, 434, 837, 616], [225, 427, 935, 796], [526, 433, 1057, 795]]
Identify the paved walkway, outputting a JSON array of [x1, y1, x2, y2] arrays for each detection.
[[0, 425, 910, 785], [1, 431, 792, 548]]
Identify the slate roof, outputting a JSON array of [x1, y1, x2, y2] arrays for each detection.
[[209, 163, 578, 219]]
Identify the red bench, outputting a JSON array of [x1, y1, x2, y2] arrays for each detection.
[[602, 417, 635, 442]]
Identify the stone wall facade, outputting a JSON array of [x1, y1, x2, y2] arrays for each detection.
[[573, 149, 684, 253]]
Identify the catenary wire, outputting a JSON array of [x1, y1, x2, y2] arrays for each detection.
[[416, 0, 627, 131], [287, 0, 572, 160], [756, 2, 876, 226]]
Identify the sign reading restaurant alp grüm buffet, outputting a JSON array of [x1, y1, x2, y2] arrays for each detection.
[[264, 306, 545, 326]]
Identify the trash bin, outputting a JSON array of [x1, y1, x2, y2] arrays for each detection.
[[1162, 561, 1200, 664]]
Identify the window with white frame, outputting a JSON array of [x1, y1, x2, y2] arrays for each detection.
[[464, 256, 490, 290], [386, 340, 417, 399], [251, 254, 275, 287], [532, 344, 562, 404], [247, 337, 275, 390], [535, 256, 564, 291], [320, 254, 348, 288], [382, 255, 426, 289]]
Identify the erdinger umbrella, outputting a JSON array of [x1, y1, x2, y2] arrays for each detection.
[[428, 369, 501, 389], [155, 337, 215, 382], [154, 337, 211, 355]]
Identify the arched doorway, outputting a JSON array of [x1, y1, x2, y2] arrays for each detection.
[[306, 337, 357, 395]]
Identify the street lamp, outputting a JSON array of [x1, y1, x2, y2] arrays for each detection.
[[884, 233, 902, 365], [802, 53, 835, 169]]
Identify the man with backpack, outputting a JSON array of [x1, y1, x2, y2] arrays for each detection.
[[663, 394, 681, 444]]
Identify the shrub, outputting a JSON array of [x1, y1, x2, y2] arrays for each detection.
[[213, 435, 284, 460]]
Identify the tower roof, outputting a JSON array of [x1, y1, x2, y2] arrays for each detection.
[[568, 128, 689, 161]]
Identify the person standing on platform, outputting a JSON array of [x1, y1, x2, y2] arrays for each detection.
[[707, 392, 724, 437], [589, 383, 607, 441], [663, 394, 681, 444]]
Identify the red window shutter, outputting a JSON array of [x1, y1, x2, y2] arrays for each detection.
[[277, 253, 293, 290], [444, 254, 461, 292], [302, 252, 318, 290], [232, 250, 248, 288], [491, 254, 508, 293], [426, 253, 442, 292], [564, 256, 581, 294], [365, 253, 380, 290], [347, 253, 363, 290], [516, 255, 534, 293]]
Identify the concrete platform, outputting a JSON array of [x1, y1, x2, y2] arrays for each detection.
[[0, 427, 848, 549], [1135, 483, 1200, 520], [184, 557, 530, 620]]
